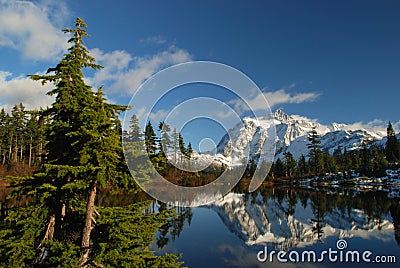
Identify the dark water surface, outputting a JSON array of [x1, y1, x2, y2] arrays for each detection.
[[151, 186, 400, 268]]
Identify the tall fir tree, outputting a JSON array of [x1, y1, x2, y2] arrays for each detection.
[[178, 133, 186, 162], [0, 108, 8, 165], [29, 18, 128, 267], [186, 142, 193, 160], [144, 121, 157, 156], [296, 154, 309, 176], [274, 158, 285, 178], [284, 151, 296, 178], [386, 122, 400, 163], [172, 128, 179, 164], [158, 121, 172, 156], [128, 114, 143, 142], [307, 127, 321, 175]]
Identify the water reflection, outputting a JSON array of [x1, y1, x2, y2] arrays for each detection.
[[211, 187, 399, 250], [152, 186, 400, 267]]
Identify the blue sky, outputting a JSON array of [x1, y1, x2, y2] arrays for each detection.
[[1, 0, 399, 150]]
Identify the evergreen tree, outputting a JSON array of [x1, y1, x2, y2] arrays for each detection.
[[370, 141, 388, 177], [178, 132, 186, 162], [274, 158, 285, 178], [307, 128, 321, 175], [245, 159, 257, 178], [186, 142, 193, 160], [10, 103, 27, 163], [128, 114, 143, 142], [342, 147, 351, 173], [360, 138, 371, 175], [0, 108, 8, 164], [123, 115, 155, 184], [25, 110, 43, 167], [283, 151, 296, 178], [144, 121, 157, 156], [322, 149, 336, 174], [386, 122, 400, 163], [158, 121, 172, 156], [28, 18, 129, 267], [296, 154, 309, 176], [172, 128, 179, 163]]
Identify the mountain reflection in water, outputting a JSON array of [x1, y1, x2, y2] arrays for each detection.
[[152, 186, 400, 267]]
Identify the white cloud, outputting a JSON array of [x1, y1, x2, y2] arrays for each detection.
[[231, 88, 320, 113], [292, 114, 389, 135], [0, 0, 68, 61], [0, 71, 54, 112], [265, 89, 320, 107], [291, 114, 319, 123], [344, 119, 387, 135], [88, 48, 133, 85], [89, 46, 193, 95]]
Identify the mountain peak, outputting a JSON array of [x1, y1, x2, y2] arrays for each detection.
[[217, 110, 386, 162], [272, 109, 292, 122]]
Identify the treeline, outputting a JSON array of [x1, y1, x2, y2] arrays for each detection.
[[122, 116, 194, 168], [122, 115, 221, 186], [0, 104, 46, 167], [265, 124, 400, 181]]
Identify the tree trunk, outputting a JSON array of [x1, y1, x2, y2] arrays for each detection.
[[28, 136, 32, 166], [39, 215, 55, 247], [8, 134, 12, 162], [13, 138, 17, 163], [38, 141, 43, 164], [20, 138, 23, 164], [80, 183, 97, 267], [35, 215, 55, 264]]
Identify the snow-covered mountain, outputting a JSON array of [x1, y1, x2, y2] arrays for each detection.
[[208, 192, 393, 250], [216, 109, 387, 162]]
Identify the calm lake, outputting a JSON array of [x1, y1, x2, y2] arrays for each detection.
[[150, 185, 400, 268], [2, 184, 399, 267]]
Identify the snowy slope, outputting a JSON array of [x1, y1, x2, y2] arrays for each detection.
[[216, 109, 387, 162]]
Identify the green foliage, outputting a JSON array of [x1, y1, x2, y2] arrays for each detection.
[[386, 122, 400, 163], [284, 151, 296, 178], [145, 121, 158, 156], [39, 240, 81, 268], [126, 115, 143, 142], [0, 199, 183, 267], [0, 203, 48, 267], [91, 202, 183, 268], [307, 128, 321, 175]]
